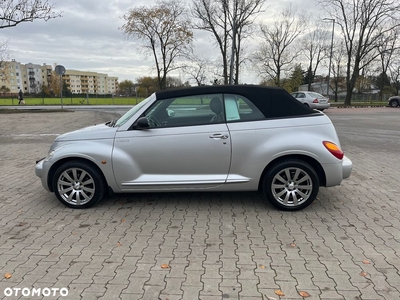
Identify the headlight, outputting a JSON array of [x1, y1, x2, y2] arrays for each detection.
[[45, 150, 55, 162]]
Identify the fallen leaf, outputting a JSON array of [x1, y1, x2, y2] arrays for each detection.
[[72, 232, 77, 235], [117, 242, 122, 247], [290, 243, 296, 247], [260, 265, 266, 269], [299, 291, 310, 297], [121, 218, 126, 223], [360, 271, 368, 277], [274, 290, 285, 296], [362, 260, 370, 264], [4, 273, 12, 279], [161, 264, 170, 269]]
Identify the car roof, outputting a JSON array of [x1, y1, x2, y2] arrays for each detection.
[[155, 85, 318, 118]]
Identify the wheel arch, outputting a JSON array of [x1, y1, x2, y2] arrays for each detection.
[[258, 154, 326, 191], [47, 157, 109, 193], [390, 98, 399, 107]]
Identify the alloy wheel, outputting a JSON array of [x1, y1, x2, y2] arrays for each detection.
[[57, 167, 96, 206], [271, 167, 313, 207]]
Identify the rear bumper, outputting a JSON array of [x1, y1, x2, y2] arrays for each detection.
[[342, 155, 352, 179], [323, 155, 352, 187], [310, 103, 330, 110]]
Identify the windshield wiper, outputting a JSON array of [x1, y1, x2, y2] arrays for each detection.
[[110, 119, 117, 127], [106, 119, 117, 127]]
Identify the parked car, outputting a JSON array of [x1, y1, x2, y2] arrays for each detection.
[[35, 85, 352, 211], [388, 96, 400, 107], [291, 91, 330, 111]]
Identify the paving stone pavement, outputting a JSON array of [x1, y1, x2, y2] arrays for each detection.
[[0, 108, 399, 300]]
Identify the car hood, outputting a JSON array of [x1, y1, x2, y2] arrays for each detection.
[[55, 123, 117, 142]]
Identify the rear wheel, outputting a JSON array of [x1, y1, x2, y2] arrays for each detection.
[[263, 159, 319, 211], [52, 160, 106, 209]]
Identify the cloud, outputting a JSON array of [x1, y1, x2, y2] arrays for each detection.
[[0, 0, 322, 84]]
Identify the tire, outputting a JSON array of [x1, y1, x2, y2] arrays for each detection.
[[263, 159, 319, 211], [390, 99, 399, 107], [52, 160, 106, 209]]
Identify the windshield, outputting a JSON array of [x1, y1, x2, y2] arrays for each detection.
[[114, 94, 155, 127]]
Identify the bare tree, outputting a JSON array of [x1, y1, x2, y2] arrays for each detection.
[[376, 24, 400, 100], [0, 1, 61, 81], [329, 39, 347, 101], [0, 40, 9, 79], [388, 56, 400, 96], [301, 22, 330, 91], [121, 0, 193, 90], [192, 0, 265, 85], [0, 0, 61, 29], [389, 60, 400, 95], [182, 54, 211, 86], [254, 5, 306, 87], [319, 0, 400, 105], [48, 63, 61, 97]]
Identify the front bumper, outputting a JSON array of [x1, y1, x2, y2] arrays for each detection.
[[35, 158, 51, 191]]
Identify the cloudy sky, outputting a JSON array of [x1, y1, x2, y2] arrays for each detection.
[[1, 0, 321, 85]]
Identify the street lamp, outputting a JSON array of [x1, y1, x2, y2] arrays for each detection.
[[323, 18, 335, 98]]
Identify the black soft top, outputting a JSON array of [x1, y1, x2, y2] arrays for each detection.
[[156, 85, 317, 118]]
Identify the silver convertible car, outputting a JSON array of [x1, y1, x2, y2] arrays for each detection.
[[35, 85, 352, 211]]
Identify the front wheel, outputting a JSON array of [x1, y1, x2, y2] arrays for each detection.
[[263, 159, 319, 211], [390, 99, 399, 107], [52, 160, 106, 209]]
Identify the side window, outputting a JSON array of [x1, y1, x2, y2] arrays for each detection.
[[298, 93, 305, 98], [224, 94, 265, 122], [143, 94, 224, 128]]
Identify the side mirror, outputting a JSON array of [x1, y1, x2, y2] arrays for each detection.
[[134, 117, 150, 129]]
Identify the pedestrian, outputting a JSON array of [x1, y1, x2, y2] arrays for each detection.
[[18, 89, 25, 105]]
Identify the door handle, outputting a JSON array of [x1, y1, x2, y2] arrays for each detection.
[[209, 133, 229, 139]]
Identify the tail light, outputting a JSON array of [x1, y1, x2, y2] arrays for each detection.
[[323, 141, 344, 160], [313, 98, 318, 103]]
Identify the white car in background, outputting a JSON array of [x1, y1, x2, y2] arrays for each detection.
[[291, 91, 330, 111]]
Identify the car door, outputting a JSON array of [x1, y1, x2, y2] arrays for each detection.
[[112, 93, 231, 191]]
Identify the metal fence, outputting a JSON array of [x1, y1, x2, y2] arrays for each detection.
[[330, 93, 391, 103]]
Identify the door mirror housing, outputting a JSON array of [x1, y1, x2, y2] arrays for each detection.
[[134, 117, 150, 129]]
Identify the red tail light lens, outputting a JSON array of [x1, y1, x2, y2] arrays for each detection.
[[323, 141, 344, 160], [313, 98, 318, 103]]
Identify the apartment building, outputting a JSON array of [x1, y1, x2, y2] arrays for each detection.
[[64, 69, 118, 95], [0, 59, 52, 94], [0, 60, 118, 95]]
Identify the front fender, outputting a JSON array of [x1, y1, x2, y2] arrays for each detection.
[[44, 139, 118, 192]]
